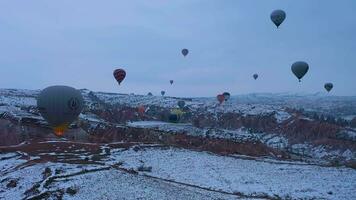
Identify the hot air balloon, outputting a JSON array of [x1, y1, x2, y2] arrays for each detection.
[[37, 86, 84, 137], [147, 92, 153, 96], [291, 61, 309, 82], [223, 92, 230, 101], [253, 74, 258, 80], [177, 100, 185, 109], [161, 91, 165, 96], [113, 69, 126, 85], [170, 80, 174, 85], [137, 106, 146, 116], [324, 83, 333, 92], [181, 49, 189, 57], [270, 10, 286, 28], [169, 109, 184, 123], [217, 94, 225, 104]]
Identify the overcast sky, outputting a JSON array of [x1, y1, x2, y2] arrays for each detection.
[[0, 0, 355, 97]]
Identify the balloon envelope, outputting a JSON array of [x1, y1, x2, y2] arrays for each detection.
[[161, 91, 165, 96], [270, 10, 286, 28], [223, 92, 230, 101], [169, 109, 183, 123], [113, 69, 126, 85], [137, 106, 145, 115], [291, 61, 309, 82], [147, 92, 153, 96], [253, 74, 258, 80], [181, 49, 189, 57], [324, 83, 333, 92], [217, 94, 225, 104], [170, 80, 174, 85], [177, 100, 185, 109], [37, 86, 84, 136]]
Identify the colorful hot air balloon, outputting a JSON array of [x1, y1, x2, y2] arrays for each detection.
[[270, 10, 286, 28], [137, 106, 146, 116], [217, 94, 225, 104], [177, 100, 185, 109], [161, 91, 165, 96], [169, 109, 184, 123], [223, 92, 230, 101], [170, 80, 174, 85], [291, 61, 309, 82], [113, 69, 126, 85], [253, 74, 258, 80], [37, 86, 84, 137], [324, 83, 333, 92], [181, 49, 189, 57]]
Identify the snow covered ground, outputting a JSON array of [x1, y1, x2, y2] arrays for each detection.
[[94, 91, 291, 120], [105, 147, 356, 200], [127, 121, 288, 149], [1, 144, 355, 200], [0, 88, 292, 126], [127, 120, 355, 163], [1, 88, 355, 119]]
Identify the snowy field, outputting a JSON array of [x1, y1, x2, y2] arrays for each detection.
[[105, 147, 356, 200], [1, 142, 355, 200]]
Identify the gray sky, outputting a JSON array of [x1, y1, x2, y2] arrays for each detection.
[[0, 0, 355, 97]]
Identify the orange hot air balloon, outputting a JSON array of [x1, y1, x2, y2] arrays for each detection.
[[53, 124, 68, 137], [217, 94, 225, 104], [137, 106, 145, 115], [113, 69, 126, 85]]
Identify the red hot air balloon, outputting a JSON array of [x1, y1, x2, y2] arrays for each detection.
[[217, 94, 225, 104], [113, 69, 126, 85], [137, 106, 145, 116]]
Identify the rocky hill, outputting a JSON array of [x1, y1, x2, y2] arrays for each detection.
[[0, 88, 355, 167], [1, 88, 356, 199]]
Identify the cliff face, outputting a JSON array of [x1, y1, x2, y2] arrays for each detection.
[[0, 88, 355, 166]]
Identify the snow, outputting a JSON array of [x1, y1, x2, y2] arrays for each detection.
[[289, 143, 356, 162], [95, 92, 181, 108], [336, 130, 356, 142], [1, 145, 355, 199], [128, 121, 288, 148], [342, 149, 353, 161], [342, 115, 356, 121], [94, 91, 290, 117], [79, 113, 105, 123], [0, 163, 45, 199], [0, 89, 37, 107], [0, 153, 27, 175], [52, 169, 238, 200], [127, 121, 171, 128], [274, 111, 291, 123], [1, 88, 355, 120], [105, 147, 356, 199], [258, 133, 289, 149]]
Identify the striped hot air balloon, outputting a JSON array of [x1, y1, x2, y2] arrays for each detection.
[[113, 69, 126, 85]]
